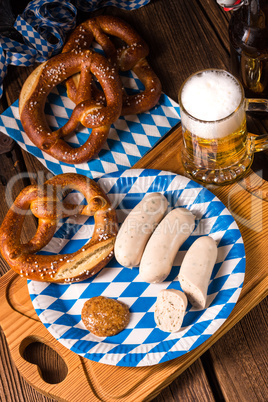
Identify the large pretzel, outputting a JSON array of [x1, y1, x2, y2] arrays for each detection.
[[63, 15, 162, 116], [19, 50, 122, 164], [0, 173, 118, 283]]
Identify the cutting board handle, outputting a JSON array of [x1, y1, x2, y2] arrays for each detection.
[[0, 270, 99, 401]]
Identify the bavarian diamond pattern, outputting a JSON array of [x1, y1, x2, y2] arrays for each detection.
[[23, 0, 77, 29], [0, 0, 149, 97], [0, 73, 181, 179], [14, 15, 57, 59], [0, 0, 77, 96], [28, 169, 246, 367]]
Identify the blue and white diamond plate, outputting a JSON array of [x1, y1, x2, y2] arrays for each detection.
[[0, 73, 180, 179], [27, 169, 246, 367]]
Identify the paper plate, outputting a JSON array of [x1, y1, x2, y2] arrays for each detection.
[[28, 169, 246, 367]]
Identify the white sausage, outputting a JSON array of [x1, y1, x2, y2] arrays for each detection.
[[177, 236, 218, 309], [114, 192, 168, 267], [154, 289, 188, 332], [139, 208, 195, 283]]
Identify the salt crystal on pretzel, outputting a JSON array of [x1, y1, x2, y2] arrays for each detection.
[[62, 15, 162, 116], [19, 50, 122, 164], [0, 173, 118, 283]]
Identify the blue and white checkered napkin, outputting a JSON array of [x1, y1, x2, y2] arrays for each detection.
[[28, 169, 246, 367], [0, 1, 77, 96], [0, 0, 150, 96], [0, 67, 181, 179]]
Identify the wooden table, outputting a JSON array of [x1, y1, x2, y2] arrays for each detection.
[[0, 1, 267, 401]]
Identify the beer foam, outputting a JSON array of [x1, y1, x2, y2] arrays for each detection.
[[180, 70, 244, 139]]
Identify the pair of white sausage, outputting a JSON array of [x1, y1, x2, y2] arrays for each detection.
[[115, 193, 196, 284]]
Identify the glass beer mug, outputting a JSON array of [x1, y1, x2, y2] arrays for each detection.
[[178, 69, 268, 185]]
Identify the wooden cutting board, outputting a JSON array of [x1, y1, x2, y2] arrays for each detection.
[[0, 125, 267, 402]]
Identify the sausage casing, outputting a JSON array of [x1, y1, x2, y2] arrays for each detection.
[[139, 207, 195, 283], [114, 192, 168, 267], [177, 236, 218, 309]]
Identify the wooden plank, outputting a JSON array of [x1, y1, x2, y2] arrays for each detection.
[[0, 125, 267, 401], [0, 0, 267, 401], [0, 145, 38, 277], [0, 270, 251, 402], [209, 299, 268, 402], [1, 268, 266, 402], [100, 1, 231, 101], [152, 358, 215, 402], [134, 126, 268, 401], [0, 328, 53, 402]]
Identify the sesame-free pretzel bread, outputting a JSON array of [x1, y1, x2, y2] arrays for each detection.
[[0, 173, 118, 283], [19, 50, 122, 164], [63, 15, 162, 116]]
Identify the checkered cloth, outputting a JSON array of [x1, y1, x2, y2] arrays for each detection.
[[28, 169, 246, 367], [0, 0, 150, 96], [0, 0, 77, 96]]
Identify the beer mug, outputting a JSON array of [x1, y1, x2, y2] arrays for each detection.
[[178, 69, 268, 185]]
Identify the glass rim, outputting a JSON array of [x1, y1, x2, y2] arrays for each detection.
[[178, 68, 245, 124]]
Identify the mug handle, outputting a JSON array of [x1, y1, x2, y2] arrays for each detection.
[[245, 99, 268, 153]]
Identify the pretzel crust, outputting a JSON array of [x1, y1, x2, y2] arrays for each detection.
[[63, 15, 162, 116], [19, 50, 122, 164], [0, 173, 118, 283]]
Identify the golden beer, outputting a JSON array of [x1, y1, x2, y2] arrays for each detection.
[[179, 69, 254, 185]]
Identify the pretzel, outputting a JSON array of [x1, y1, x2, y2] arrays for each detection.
[[62, 15, 162, 116], [0, 173, 118, 283], [19, 50, 122, 164]]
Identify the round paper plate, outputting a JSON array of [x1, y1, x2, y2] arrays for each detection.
[[28, 169, 246, 367]]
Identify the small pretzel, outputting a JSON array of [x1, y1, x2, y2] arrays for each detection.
[[19, 50, 122, 164], [63, 15, 162, 116], [0, 173, 118, 283]]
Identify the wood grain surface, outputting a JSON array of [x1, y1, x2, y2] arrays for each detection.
[[0, 0, 267, 401]]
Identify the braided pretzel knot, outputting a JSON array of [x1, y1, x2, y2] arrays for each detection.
[[0, 173, 118, 283], [19, 50, 122, 164], [63, 15, 162, 116]]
